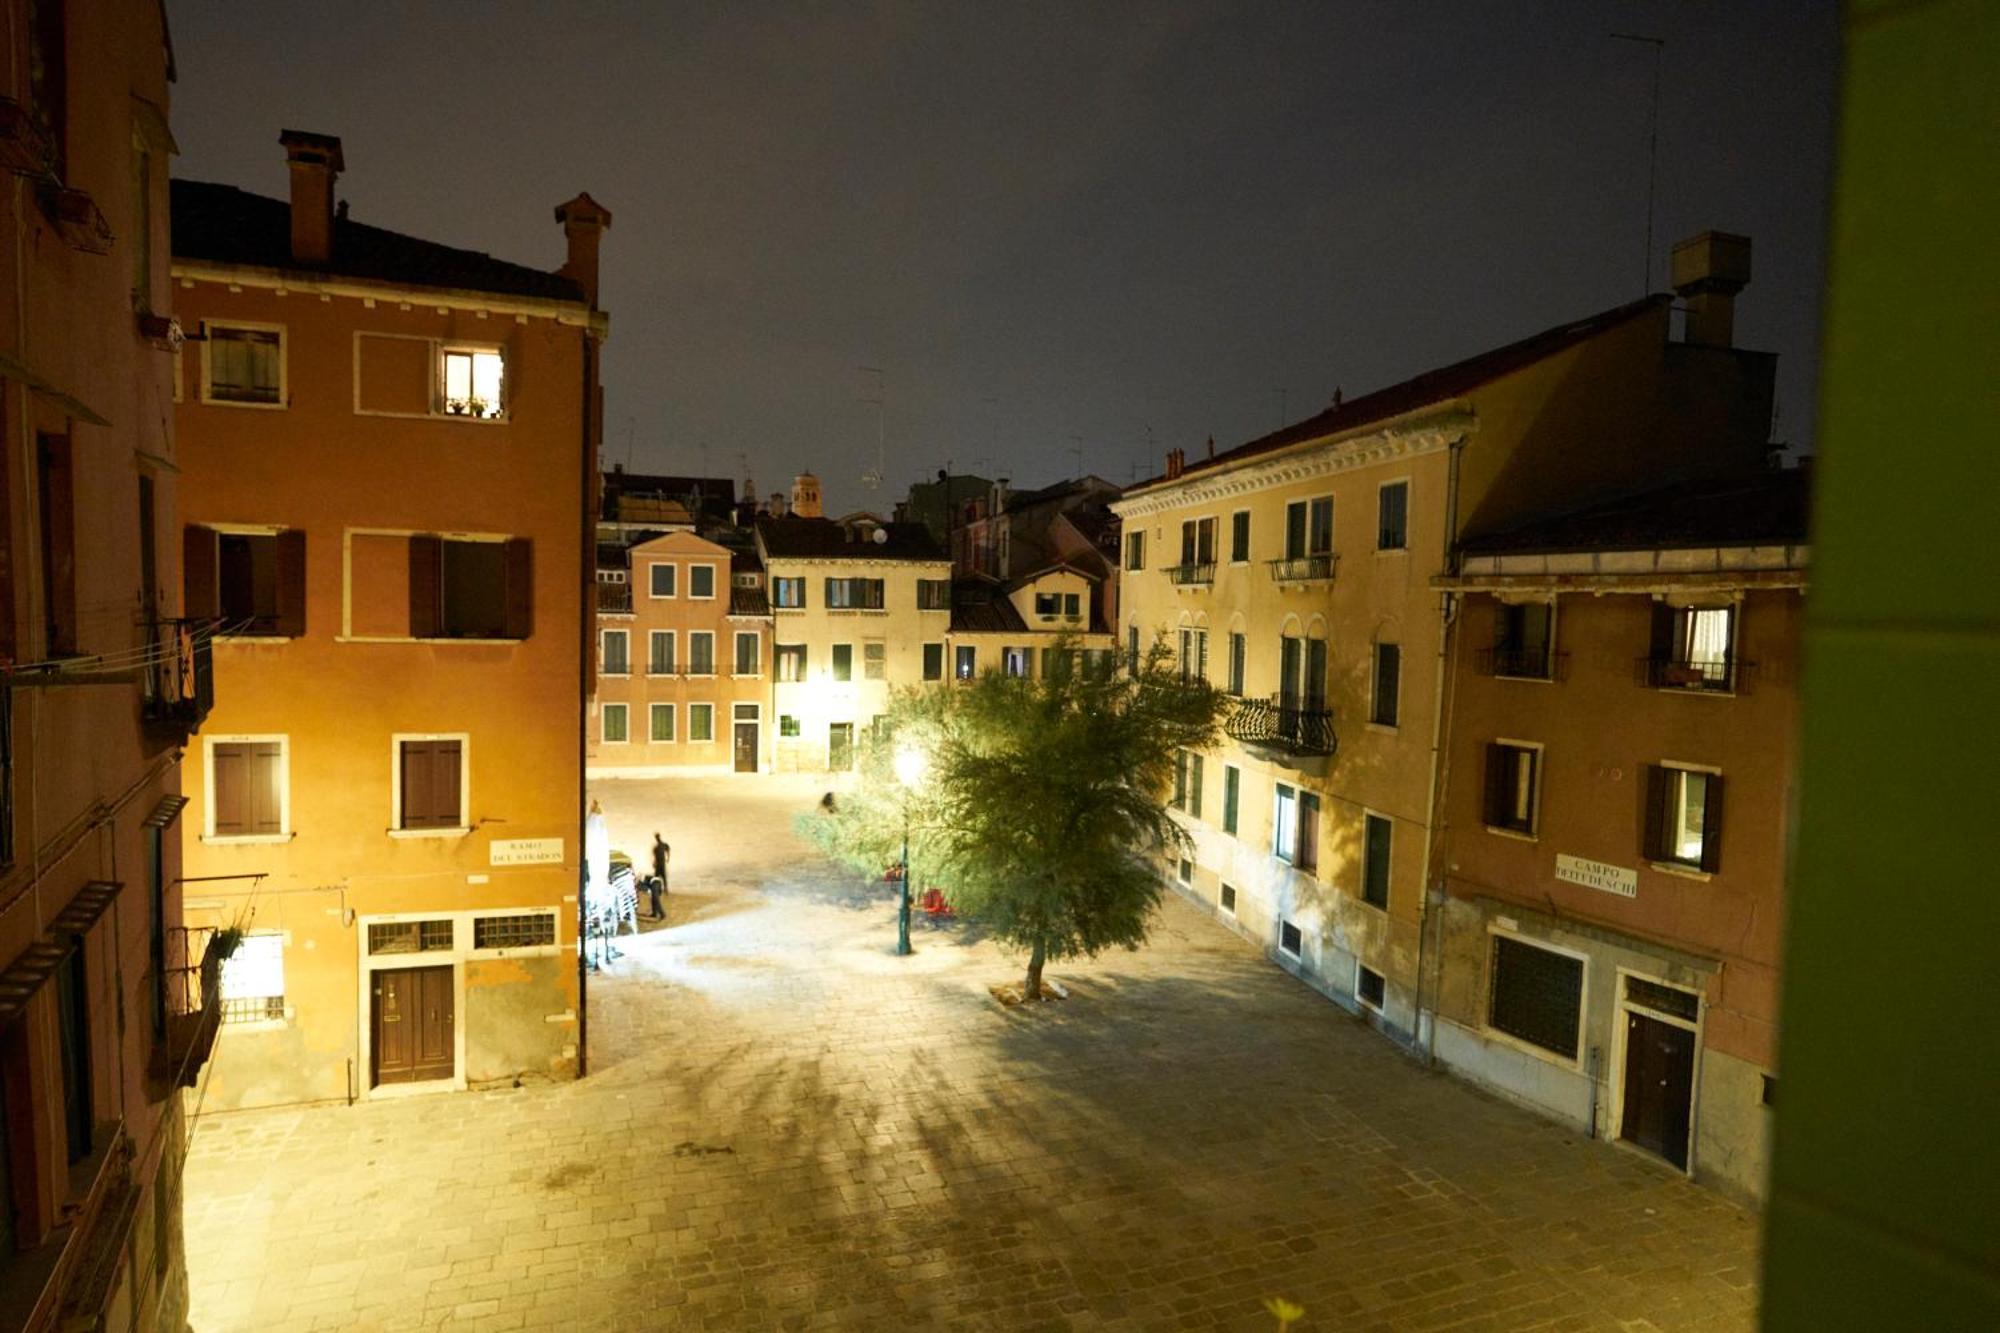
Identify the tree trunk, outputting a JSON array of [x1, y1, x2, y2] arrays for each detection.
[[1025, 940, 1046, 1000]]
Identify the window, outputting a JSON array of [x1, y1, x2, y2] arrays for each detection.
[[209, 739, 285, 837], [1125, 531, 1145, 570], [832, 644, 853, 681], [1126, 625, 1139, 677], [57, 943, 90, 1163], [1177, 858, 1192, 885], [779, 714, 801, 738], [772, 576, 804, 608], [688, 631, 715, 676], [398, 739, 464, 831], [649, 703, 675, 742], [1650, 604, 1737, 691], [1371, 643, 1401, 726], [689, 564, 717, 600], [1284, 497, 1333, 560], [1488, 934, 1584, 1061], [368, 919, 453, 954], [601, 629, 629, 675], [601, 703, 628, 743], [864, 641, 888, 680], [649, 630, 676, 675], [1493, 601, 1555, 679], [37, 433, 76, 656], [918, 579, 950, 610], [1188, 753, 1205, 818], [1279, 921, 1303, 959], [1172, 752, 1188, 811], [440, 347, 504, 418], [1230, 510, 1250, 562], [825, 577, 885, 609], [1178, 627, 1208, 683], [1484, 743, 1541, 834], [1646, 766, 1723, 871], [922, 643, 943, 681], [1003, 646, 1030, 679], [409, 536, 531, 640], [193, 528, 306, 637], [689, 703, 715, 743], [1377, 481, 1409, 550], [1178, 517, 1217, 569], [1219, 883, 1237, 915], [1273, 784, 1297, 863], [219, 934, 285, 1023], [473, 913, 555, 950], [649, 563, 677, 598], [955, 646, 975, 680], [775, 644, 806, 682], [1222, 765, 1240, 836], [1035, 592, 1059, 617], [1361, 814, 1392, 909], [734, 632, 760, 676], [1227, 632, 1245, 695], [204, 324, 283, 405], [1357, 964, 1386, 1011]]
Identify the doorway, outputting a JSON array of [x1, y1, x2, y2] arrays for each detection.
[[1617, 973, 1699, 1171], [371, 965, 454, 1086], [828, 722, 854, 772], [733, 721, 759, 773]]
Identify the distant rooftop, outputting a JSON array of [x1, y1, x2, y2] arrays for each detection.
[[1460, 465, 1811, 556], [755, 516, 946, 562]]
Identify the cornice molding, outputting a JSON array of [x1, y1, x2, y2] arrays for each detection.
[[172, 261, 608, 335]]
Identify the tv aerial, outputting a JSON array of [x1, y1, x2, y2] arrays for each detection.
[[858, 366, 885, 489]]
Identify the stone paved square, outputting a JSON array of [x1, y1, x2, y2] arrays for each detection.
[[183, 776, 1759, 1331]]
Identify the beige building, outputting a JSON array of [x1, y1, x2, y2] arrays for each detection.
[[946, 563, 1115, 682], [1113, 233, 1778, 1051]]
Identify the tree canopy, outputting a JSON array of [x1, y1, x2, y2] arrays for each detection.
[[806, 640, 1226, 996]]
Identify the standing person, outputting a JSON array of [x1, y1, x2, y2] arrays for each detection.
[[648, 832, 670, 920]]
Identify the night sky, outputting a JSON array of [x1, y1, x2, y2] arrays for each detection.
[[168, 2, 1839, 515]]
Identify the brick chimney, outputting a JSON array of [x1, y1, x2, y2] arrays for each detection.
[[1165, 447, 1185, 481], [554, 192, 614, 309], [279, 130, 344, 265], [1671, 231, 1752, 348]]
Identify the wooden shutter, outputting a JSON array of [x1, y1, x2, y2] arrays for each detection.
[[1642, 764, 1670, 861], [400, 741, 432, 828], [408, 535, 441, 638], [1484, 743, 1509, 826], [274, 529, 307, 638], [212, 742, 245, 835], [1699, 774, 1724, 873], [183, 525, 218, 619], [1649, 601, 1675, 661], [503, 538, 533, 640], [249, 742, 283, 834]]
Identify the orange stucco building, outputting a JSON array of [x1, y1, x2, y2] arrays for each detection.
[[0, 2, 207, 1328], [1430, 467, 1807, 1201], [170, 131, 608, 1108]]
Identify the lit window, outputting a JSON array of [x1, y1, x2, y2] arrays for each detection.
[[1646, 766, 1722, 870], [775, 644, 806, 682], [1484, 743, 1540, 835], [442, 348, 504, 418], [219, 933, 285, 1023]]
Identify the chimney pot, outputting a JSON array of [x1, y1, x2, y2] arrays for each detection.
[[279, 129, 344, 265], [554, 192, 614, 309], [1671, 231, 1752, 348]]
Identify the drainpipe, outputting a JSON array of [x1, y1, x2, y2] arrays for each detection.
[[1413, 435, 1468, 1065]]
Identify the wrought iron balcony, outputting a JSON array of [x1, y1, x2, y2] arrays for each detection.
[[142, 618, 215, 739], [1224, 694, 1338, 758], [1638, 654, 1739, 692], [1165, 561, 1216, 587], [1267, 554, 1337, 583], [597, 580, 633, 613], [149, 926, 227, 1090]]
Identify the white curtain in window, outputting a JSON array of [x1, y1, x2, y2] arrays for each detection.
[[221, 933, 284, 1000]]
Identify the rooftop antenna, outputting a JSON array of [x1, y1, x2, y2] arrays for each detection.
[[857, 366, 886, 490], [1611, 31, 1666, 294], [1067, 434, 1084, 478]]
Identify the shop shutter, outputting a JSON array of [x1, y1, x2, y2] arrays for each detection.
[[503, 538, 533, 640], [408, 535, 441, 638], [1642, 764, 1670, 861], [183, 526, 218, 619], [274, 529, 307, 638], [1699, 774, 1724, 873]]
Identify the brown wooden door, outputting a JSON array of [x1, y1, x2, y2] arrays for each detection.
[[733, 722, 758, 773], [1620, 1012, 1695, 1170], [372, 965, 455, 1086]]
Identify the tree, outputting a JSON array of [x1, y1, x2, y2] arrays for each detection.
[[806, 639, 1226, 998]]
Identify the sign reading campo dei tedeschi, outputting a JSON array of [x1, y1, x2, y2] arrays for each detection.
[[1554, 853, 1638, 898]]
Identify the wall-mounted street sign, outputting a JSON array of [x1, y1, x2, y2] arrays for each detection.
[[1555, 853, 1638, 898], [490, 837, 565, 867]]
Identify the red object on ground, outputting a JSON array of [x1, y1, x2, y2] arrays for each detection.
[[921, 887, 952, 917]]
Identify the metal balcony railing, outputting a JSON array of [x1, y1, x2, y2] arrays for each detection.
[[142, 618, 215, 736], [1639, 654, 1739, 692], [1224, 694, 1338, 757], [597, 581, 633, 613], [1165, 562, 1216, 587], [1267, 554, 1336, 583], [1477, 646, 1566, 681], [150, 925, 226, 1089]]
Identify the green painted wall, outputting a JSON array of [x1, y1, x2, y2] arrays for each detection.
[[1761, 1, 2000, 1327]]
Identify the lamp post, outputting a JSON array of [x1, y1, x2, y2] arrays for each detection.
[[893, 744, 927, 956]]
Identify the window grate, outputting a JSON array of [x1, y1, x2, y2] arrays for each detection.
[[473, 913, 556, 950], [220, 995, 285, 1024], [1626, 976, 1699, 1022], [1489, 935, 1582, 1060], [369, 919, 454, 954], [1279, 921, 1304, 957]]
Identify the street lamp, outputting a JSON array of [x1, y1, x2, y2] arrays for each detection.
[[893, 744, 927, 956]]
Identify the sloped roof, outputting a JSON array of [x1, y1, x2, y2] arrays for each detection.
[[1003, 475, 1117, 513], [949, 578, 1028, 634], [602, 472, 736, 525], [1460, 466, 1811, 555], [729, 587, 771, 617], [755, 516, 946, 562], [170, 179, 583, 302], [1130, 295, 1670, 494]]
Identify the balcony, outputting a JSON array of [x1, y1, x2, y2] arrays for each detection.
[[148, 926, 227, 1091], [1267, 554, 1336, 584], [141, 618, 214, 743], [1225, 694, 1338, 759], [1165, 562, 1216, 587], [1638, 654, 1741, 693], [597, 581, 633, 614], [1477, 646, 1567, 681]]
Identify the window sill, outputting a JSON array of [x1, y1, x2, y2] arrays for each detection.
[[1375, 546, 1409, 556], [600, 672, 630, 679], [1484, 825, 1539, 843], [414, 636, 528, 645], [1366, 721, 1400, 735], [1648, 861, 1713, 882], [434, 413, 509, 426], [1480, 1024, 1585, 1073], [202, 832, 293, 845], [1655, 685, 1738, 699], [200, 396, 287, 410], [731, 673, 762, 680], [389, 826, 471, 840], [1494, 673, 1557, 685]]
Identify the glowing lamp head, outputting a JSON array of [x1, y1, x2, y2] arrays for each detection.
[[893, 745, 928, 789]]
